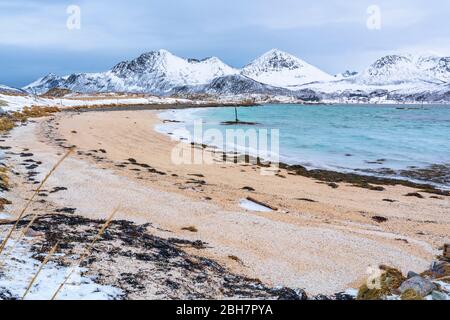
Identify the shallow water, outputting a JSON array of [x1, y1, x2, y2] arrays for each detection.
[[157, 104, 450, 188]]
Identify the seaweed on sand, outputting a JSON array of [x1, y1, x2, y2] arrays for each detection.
[[278, 163, 450, 195], [1, 214, 309, 300]]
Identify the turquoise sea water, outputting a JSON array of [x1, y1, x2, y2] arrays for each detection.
[[158, 104, 450, 188]]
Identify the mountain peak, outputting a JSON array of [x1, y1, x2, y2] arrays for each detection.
[[139, 49, 173, 59], [246, 49, 304, 71], [242, 49, 333, 88], [43, 72, 58, 79], [354, 53, 450, 85], [370, 55, 412, 70], [263, 48, 294, 56]]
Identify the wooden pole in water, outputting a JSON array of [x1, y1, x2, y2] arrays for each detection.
[[234, 106, 239, 123]]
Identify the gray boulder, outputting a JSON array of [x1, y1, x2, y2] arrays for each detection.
[[399, 276, 436, 297]]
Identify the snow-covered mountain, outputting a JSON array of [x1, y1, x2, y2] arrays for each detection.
[[24, 49, 238, 94], [23, 73, 67, 94], [296, 53, 450, 103], [241, 49, 334, 89], [110, 50, 238, 92], [417, 56, 450, 82], [171, 74, 291, 96], [351, 54, 450, 86], [22, 49, 450, 104]]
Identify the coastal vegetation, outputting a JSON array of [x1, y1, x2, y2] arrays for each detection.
[[0, 106, 60, 133]]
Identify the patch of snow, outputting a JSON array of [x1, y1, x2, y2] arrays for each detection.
[[0, 213, 11, 219], [0, 93, 194, 113], [0, 240, 123, 300], [239, 199, 273, 212], [343, 288, 358, 297]]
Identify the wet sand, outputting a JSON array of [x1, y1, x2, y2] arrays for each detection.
[[2, 109, 449, 295]]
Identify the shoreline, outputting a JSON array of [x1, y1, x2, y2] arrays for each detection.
[[0, 107, 449, 297], [156, 106, 450, 193]]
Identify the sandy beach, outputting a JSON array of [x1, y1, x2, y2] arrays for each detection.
[[1, 108, 449, 296]]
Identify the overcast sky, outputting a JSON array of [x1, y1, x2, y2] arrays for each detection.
[[1, 0, 450, 87]]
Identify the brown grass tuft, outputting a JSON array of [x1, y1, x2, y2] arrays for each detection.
[[400, 289, 423, 300], [357, 284, 384, 300], [0, 105, 60, 133], [0, 118, 15, 132], [357, 265, 406, 300], [12, 106, 60, 121]]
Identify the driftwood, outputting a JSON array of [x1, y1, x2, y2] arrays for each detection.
[[246, 197, 278, 211]]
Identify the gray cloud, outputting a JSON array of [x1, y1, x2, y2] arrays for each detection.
[[1, 0, 449, 86]]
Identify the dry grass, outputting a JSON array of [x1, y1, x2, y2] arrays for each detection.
[[0, 105, 60, 133], [400, 289, 423, 300], [356, 284, 384, 300], [12, 106, 60, 122], [0, 148, 73, 259], [357, 265, 406, 300], [0, 166, 9, 189], [0, 118, 15, 132]]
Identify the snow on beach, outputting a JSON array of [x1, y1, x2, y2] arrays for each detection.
[[239, 199, 273, 212], [0, 239, 123, 300], [0, 92, 195, 113]]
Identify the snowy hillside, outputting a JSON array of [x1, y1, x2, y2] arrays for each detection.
[[241, 49, 334, 89], [351, 54, 450, 86], [0, 84, 25, 95], [24, 50, 238, 94], [23, 73, 67, 94], [110, 50, 238, 92], [171, 74, 291, 96]]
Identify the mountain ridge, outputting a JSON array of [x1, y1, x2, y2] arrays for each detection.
[[21, 49, 450, 103]]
